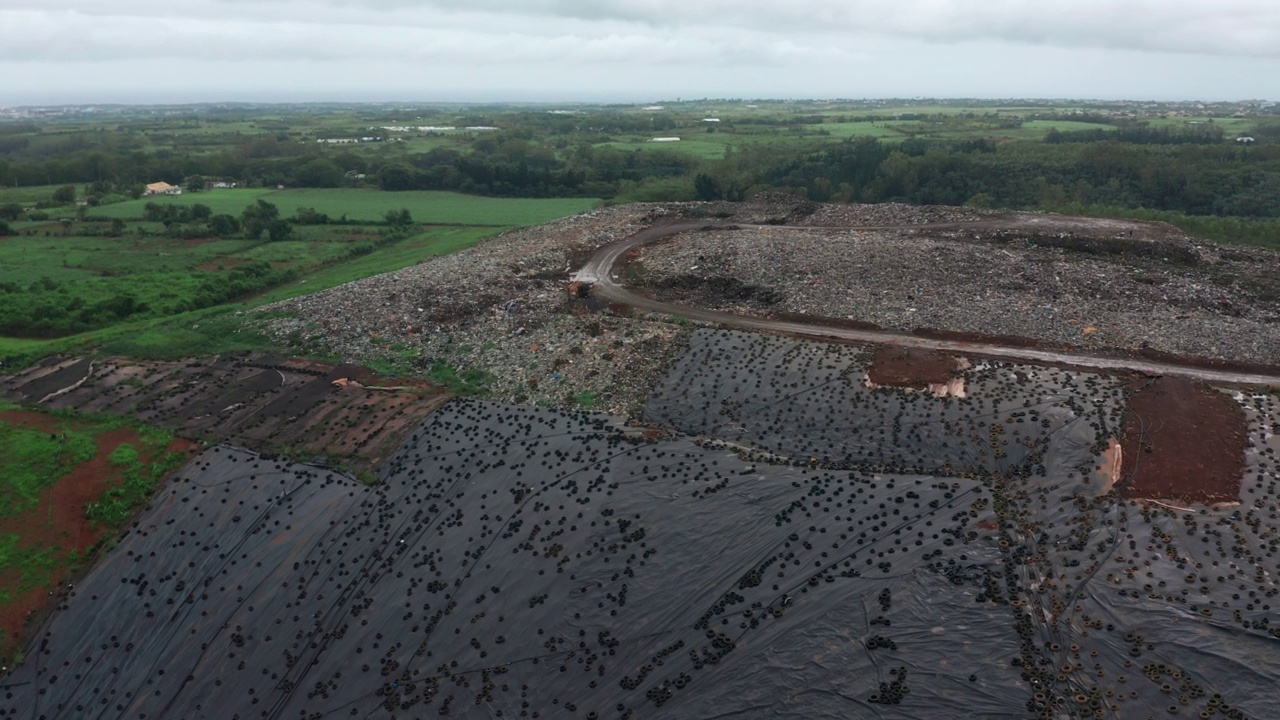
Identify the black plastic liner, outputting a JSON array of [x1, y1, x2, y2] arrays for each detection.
[[646, 330, 1127, 480], [4, 331, 1280, 719]]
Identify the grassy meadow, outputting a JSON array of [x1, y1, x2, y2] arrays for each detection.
[[90, 189, 599, 226]]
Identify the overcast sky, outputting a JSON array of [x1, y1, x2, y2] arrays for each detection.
[[2, 0, 1278, 105]]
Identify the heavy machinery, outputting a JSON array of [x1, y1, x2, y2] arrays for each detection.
[[567, 280, 593, 299]]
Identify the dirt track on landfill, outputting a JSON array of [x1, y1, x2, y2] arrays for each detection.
[[576, 219, 1280, 389]]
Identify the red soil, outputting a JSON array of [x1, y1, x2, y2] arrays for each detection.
[[769, 311, 882, 332], [1119, 376, 1247, 504], [866, 345, 962, 389], [1134, 346, 1280, 379], [0, 410, 197, 658], [911, 326, 1063, 350]]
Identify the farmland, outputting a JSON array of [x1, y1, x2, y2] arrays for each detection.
[[0, 187, 600, 366], [1, 98, 1277, 248], [0, 222, 480, 337], [89, 188, 598, 226]]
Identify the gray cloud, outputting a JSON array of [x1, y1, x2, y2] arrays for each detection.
[[0, 0, 1277, 103]]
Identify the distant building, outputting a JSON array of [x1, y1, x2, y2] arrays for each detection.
[[1236, 136, 1256, 144], [648, 137, 681, 143], [144, 181, 181, 196]]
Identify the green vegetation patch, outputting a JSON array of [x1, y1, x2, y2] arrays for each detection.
[[86, 443, 190, 527], [0, 422, 97, 516], [0, 407, 189, 664], [88, 189, 272, 219], [92, 189, 598, 226], [0, 536, 62, 602], [426, 360, 494, 395]]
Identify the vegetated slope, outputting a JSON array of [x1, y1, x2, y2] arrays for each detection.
[[5, 331, 1279, 718], [0, 407, 194, 664]]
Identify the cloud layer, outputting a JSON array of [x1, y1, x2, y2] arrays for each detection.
[[1, 0, 1277, 103]]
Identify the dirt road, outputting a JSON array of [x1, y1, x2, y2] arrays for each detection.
[[575, 219, 1280, 388]]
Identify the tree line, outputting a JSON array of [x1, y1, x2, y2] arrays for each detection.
[[2, 122, 1277, 226]]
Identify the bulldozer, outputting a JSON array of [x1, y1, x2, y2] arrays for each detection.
[[567, 280, 593, 300]]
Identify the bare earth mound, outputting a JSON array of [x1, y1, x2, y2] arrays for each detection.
[[1120, 375, 1247, 503], [865, 345, 961, 388]]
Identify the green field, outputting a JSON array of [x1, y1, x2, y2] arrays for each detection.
[[596, 138, 735, 160], [593, 116, 1129, 159], [242, 225, 501, 308], [0, 224, 377, 309], [1142, 116, 1257, 135], [820, 122, 908, 140], [595, 130, 809, 160], [0, 184, 74, 206], [0, 220, 512, 363], [91, 189, 599, 225]]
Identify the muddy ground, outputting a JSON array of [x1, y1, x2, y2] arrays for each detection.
[[865, 345, 963, 389], [1119, 376, 1249, 504]]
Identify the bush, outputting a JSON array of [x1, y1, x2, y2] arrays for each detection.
[[207, 214, 240, 237], [267, 219, 292, 242], [384, 208, 413, 227], [292, 207, 330, 225]]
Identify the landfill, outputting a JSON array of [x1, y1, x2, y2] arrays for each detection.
[[4, 329, 1279, 719]]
